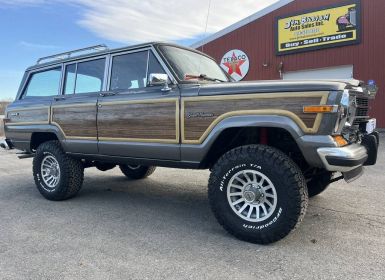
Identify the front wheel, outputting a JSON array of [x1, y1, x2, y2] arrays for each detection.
[[119, 165, 156, 180], [33, 141, 84, 201], [208, 145, 308, 244]]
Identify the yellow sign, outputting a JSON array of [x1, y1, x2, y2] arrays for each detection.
[[276, 1, 360, 55]]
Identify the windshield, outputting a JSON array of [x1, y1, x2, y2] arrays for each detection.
[[159, 45, 229, 82]]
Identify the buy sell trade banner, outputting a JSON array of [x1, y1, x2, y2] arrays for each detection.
[[276, 1, 361, 55]]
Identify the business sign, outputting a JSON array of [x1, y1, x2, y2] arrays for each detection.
[[276, 1, 361, 55], [220, 49, 250, 81]]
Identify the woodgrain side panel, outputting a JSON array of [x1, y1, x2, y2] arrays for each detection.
[[6, 107, 49, 125], [52, 105, 97, 139], [183, 94, 326, 143], [98, 101, 178, 142]]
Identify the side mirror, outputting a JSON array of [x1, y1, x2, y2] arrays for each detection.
[[148, 73, 171, 92]]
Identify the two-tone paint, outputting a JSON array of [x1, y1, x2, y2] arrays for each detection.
[[4, 42, 346, 169]]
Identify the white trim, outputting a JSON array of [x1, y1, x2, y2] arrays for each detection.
[[190, 0, 294, 48], [283, 65, 354, 80]]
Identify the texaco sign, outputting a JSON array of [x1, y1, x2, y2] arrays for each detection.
[[220, 49, 250, 81]]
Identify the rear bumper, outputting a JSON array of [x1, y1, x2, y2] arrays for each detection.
[[317, 133, 378, 172]]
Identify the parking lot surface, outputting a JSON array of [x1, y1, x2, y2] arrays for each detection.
[[0, 138, 384, 280]]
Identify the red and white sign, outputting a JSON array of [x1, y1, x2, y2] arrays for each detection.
[[220, 49, 249, 81]]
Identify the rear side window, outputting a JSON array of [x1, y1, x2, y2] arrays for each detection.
[[64, 58, 106, 94], [23, 67, 62, 97], [110, 51, 166, 91]]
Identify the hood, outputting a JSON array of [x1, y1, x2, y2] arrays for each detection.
[[196, 79, 355, 97]]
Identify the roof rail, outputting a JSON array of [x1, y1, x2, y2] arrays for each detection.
[[36, 44, 109, 64]]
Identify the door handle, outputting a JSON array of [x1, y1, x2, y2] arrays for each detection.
[[54, 96, 66, 101]]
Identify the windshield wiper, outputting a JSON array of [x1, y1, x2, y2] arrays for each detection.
[[184, 74, 226, 82]]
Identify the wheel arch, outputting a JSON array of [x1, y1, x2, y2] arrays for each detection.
[[182, 115, 308, 169], [30, 127, 64, 151]]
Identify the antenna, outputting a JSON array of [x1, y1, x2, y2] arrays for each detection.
[[201, 0, 212, 53]]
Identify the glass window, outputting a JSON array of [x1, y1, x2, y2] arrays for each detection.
[[23, 67, 62, 97], [64, 64, 76, 94], [63, 58, 105, 94], [148, 52, 166, 76], [110, 51, 148, 91], [76, 59, 105, 93], [159, 45, 229, 82]]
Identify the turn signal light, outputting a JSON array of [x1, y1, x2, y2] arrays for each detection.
[[303, 105, 338, 113], [333, 135, 348, 147]]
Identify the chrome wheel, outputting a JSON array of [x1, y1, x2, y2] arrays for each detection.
[[227, 169, 277, 222], [41, 155, 61, 189]]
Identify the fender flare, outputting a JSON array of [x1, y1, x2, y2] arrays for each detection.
[[181, 114, 307, 163]]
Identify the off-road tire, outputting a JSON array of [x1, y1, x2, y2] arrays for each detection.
[[119, 165, 156, 180], [307, 172, 333, 198], [33, 140, 84, 201], [208, 145, 308, 244]]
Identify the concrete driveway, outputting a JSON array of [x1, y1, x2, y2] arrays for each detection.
[[0, 138, 384, 280]]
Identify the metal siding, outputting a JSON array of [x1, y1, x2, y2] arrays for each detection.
[[201, 0, 385, 127]]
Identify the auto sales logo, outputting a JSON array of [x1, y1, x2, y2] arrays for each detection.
[[220, 49, 249, 81]]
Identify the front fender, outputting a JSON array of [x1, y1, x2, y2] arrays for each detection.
[[180, 114, 306, 164]]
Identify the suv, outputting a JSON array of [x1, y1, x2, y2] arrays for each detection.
[[1, 43, 379, 244]]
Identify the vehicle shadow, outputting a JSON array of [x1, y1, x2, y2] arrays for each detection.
[[60, 169, 325, 245]]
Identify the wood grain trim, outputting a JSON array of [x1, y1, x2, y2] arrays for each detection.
[[181, 92, 329, 144], [5, 107, 50, 126], [98, 98, 180, 144], [51, 103, 97, 140]]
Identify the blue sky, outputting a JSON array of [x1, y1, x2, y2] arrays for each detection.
[[0, 0, 277, 100]]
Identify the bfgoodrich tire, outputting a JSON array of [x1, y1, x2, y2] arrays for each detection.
[[208, 145, 308, 244], [33, 141, 84, 201], [119, 165, 156, 180], [307, 172, 333, 198]]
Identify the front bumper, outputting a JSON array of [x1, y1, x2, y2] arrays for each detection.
[[317, 133, 378, 172], [318, 144, 368, 172]]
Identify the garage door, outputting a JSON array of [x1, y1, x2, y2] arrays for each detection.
[[283, 65, 353, 80]]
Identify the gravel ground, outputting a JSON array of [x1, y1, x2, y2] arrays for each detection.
[[0, 138, 384, 280]]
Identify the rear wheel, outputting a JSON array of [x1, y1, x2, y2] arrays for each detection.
[[208, 145, 308, 244], [119, 165, 156, 180], [33, 141, 84, 201]]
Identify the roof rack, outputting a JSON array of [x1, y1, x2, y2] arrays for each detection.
[[36, 44, 109, 65]]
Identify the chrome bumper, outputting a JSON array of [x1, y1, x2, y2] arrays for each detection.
[[317, 144, 368, 172]]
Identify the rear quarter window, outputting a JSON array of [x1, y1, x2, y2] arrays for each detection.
[[23, 67, 62, 98]]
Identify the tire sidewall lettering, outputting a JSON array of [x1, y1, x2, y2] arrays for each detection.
[[242, 207, 282, 230], [218, 162, 284, 231], [36, 151, 58, 193], [219, 163, 261, 191]]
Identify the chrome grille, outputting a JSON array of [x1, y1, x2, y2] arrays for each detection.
[[354, 97, 370, 125]]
